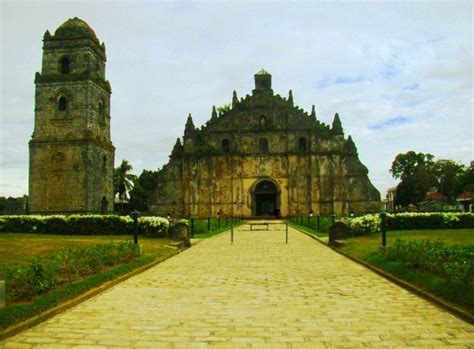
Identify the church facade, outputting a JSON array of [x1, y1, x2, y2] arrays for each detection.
[[28, 18, 379, 217], [29, 18, 114, 214], [149, 70, 380, 218]]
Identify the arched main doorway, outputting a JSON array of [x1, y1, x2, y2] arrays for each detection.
[[253, 180, 280, 216]]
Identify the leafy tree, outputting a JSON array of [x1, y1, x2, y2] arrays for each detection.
[[391, 151, 473, 206], [113, 160, 136, 207], [391, 151, 436, 206], [129, 169, 160, 211], [395, 164, 437, 206], [455, 166, 474, 194], [433, 160, 465, 200], [390, 151, 434, 179]]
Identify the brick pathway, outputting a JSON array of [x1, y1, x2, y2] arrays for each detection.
[[2, 222, 473, 348]]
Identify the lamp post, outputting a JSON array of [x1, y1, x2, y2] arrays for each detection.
[[380, 211, 387, 250], [130, 210, 140, 256]]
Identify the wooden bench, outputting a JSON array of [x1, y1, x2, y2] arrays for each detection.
[[250, 223, 269, 231]]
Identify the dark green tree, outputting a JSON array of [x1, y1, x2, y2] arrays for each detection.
[[391, 151, 436, 206], [129, 169, 160, 211], [433, 160, 465, 200], [390, 151, 435, 179], [455, 166, 474, 194], [113, 160, 136, 208]]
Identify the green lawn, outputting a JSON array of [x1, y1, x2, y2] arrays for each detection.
[[338, 229, 474, 259], [0, 233, 178, 330], [0, 233, 174, 279], [189, 217, 243, 236], [337, 229, 474, 315]]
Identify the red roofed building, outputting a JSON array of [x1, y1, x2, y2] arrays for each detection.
[[457, 192, 473, 212], [424, 191, 448, 201], [418, 190, 448, 212]]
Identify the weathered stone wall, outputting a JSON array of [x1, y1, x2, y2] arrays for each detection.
[[150, 153, 380, 218], [149, 70, 380, 217]]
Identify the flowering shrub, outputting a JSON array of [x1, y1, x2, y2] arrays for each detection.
[[5, 241, 136, 302], [138, 216, 169, 237], [386, 212, 474, 230], [347, 212, 474, 235], [347, 214, 381, 236], [385, 239, 474, 290], [0, 215, 169, 237]]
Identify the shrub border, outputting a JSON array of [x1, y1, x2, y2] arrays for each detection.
[[291, 224, 474, 325], [0, 248, 181, 341]]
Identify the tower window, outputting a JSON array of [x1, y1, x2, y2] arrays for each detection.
[[298, 137, 307, 152], [259, 114, 267, 126], [53, 152, 65, 170], [259, 138, 268, 153], [102, 155, 107, 171], [58, 96, 67, 112], [98, 100, 105, 121], [222, 139, 230, 153], [60, 57, 70, 74]]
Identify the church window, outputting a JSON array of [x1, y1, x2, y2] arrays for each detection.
[[259, 114, 267, 126], [98, 100, 106, 121], [60, 56, 70, 74], [259, 138, 268, 153], [222, 139, 230, 153], [58, 96, 67, 112], [298, 137, 307, 152], [102, 155, 107, 171]]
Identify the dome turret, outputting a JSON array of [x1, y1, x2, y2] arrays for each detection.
[[53, 17, 99, 42]]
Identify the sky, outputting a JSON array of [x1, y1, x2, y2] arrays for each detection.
[[1, 0, 473, 198]]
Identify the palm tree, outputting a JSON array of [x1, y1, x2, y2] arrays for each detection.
[[113, 160, 136, 212]]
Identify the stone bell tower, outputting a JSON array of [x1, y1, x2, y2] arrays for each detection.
[[29, 17, 115, 214]]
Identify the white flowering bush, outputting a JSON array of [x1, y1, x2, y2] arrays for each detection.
[[386, 212, 474, 230], [347, 214, 381, 235], [138, 216, 169, 237], [345, 212, 474, 235], [0, 215, 169, 237]]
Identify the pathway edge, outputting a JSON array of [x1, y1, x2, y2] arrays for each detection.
[[0, 248, 182, 341], [292, 225, 474, 325]]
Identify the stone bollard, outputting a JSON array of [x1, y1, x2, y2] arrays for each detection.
[[169, 221, 191, 248], [0, 280, 5, 309], [328, 221, 350, 247]]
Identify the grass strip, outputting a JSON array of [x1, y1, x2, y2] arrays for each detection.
[[361, 252, 474, 315], [193, 222, 245, 239], [0, 249, 175, 332], [288, 222, 327, 237]]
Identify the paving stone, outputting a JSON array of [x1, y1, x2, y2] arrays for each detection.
[[1, 223, 473, 347]]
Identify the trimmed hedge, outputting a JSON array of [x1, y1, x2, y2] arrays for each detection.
[[347, 212, 474, 235], [386, 212, 474, 230], [0, 215, 169, 237]]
